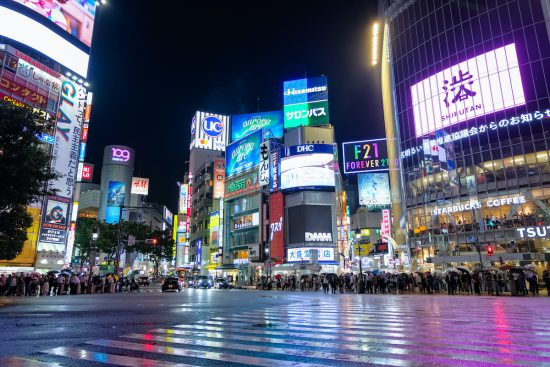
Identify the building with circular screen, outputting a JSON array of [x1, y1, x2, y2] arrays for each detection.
[[382, 0, 550, 268]]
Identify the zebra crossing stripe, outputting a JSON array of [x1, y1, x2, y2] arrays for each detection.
[[208, 315, 550, 338], [43, 347, 197, 367], [85, 339, 333, 367], [0, 356, 65, 367], [120, 332, 521, 367], [147, 328, 550, 359]]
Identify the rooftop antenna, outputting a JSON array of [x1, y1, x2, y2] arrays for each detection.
[[257, 96, 260, 112]]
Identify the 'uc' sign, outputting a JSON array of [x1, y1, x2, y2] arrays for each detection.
[[202, 116, 223, 138]]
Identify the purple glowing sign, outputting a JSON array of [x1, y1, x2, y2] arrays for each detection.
[[411, 43, 525, 137], [111, 148, 131, 162]]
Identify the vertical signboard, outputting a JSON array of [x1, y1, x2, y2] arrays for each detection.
[[381, 209, 391, 238], [180, 183, 188, 215], [259, 141, 270, 186], [38, 196, 70, 246], [209, 211, 220, 248], [270, 144, 280, 192], [213, 158, 225, 199], [105, 181, 125, 224], [269, 192, 284, 261]]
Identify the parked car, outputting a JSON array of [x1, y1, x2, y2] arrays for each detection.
[[214, 278, 233, 289], [194, 275, 213, 289], [161, 277, 182, 292]]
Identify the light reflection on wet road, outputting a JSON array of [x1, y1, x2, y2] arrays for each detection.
[[1, 291, 550, 366]]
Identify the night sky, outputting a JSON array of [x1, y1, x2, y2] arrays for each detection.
[[86, 0, 384, 212]]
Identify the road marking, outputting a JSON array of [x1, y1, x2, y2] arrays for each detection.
[[86, 339, 333, 367], [44, 347, 198, 367], [0, 356, 65, 367]]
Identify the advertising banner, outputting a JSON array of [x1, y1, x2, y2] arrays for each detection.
[[107, 181, 126, 207], [225, 171, 259, 199], [49, 78, 86, 199], [178, 183, 188, 214], [225, 129, 262, 177], [0, 70, 49, 109], [259, 141, 270, 186], [381, 209, 391, 238], [190, 111, 229, 151], [287, 205, 333, 244], [11, 0, 97, 47], [131, 177, 149, 195], [284, 100, 329, 129], [269, 191, 284, 260], [411, 43, 525, 137], [270, 145, 280, 192], [16, 57, 61, 95], [38, 196, 70, 244], [209, 211, 220, 247], [283, 76, 328, 105], [281, 144, 335, 191], [342, 138, 391, 174], [78, 162, 93, 182], [213, 158, 225, 199], [106, 145, 134, 167], [105, 206, 121, 224], [358, 173, 391, 206], [231, 110, 283, 142], [163, 206, 173, 226], [286, 247, 335, 262]]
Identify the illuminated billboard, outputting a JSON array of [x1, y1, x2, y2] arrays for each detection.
[[231, 110, 283, 142], [283, 76, 328, 105], [209, 211, 220, 247], [284, 100, 329, 129], [225, 129, 262, 177], [49, 77, 85, 199], [178, 183, 188, 215], [358, 173, 391, 207], [11, 0, 96, 47], [38, 196, 70, 245], [342, 138, 390, 174], [287, 247, 335, 262], [411, 43, 525, 137], [131, 177, 149, 195], [107, 181, 125, 207], [0, 5, 90, 76], [280, 144, 335, 191], [190, 111, 229, 151], [269, 191, 284, 261], [213, 158, 225, 199]]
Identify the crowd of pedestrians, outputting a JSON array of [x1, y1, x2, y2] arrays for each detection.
[[258, 268, 550, 296], [0, 272, 141, 296]]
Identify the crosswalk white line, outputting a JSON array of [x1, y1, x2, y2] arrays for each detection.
[[120, 332, 526, 367], [0, 356, 65, 367], [147, 327, 550, 358], [85, 339, 337, 367], [44, 347, 198, 367]]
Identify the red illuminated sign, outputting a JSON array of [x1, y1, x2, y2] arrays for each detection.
[[269, 191, 284, 261], [81, 163, 93, 182], [0, 71, 48, 109]]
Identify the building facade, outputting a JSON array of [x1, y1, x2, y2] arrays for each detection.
[[382, 0, 550, 268]]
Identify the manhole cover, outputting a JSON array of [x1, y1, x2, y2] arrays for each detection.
[[252, 323, 278, 328]]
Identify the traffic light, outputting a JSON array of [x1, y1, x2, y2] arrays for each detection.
[[486, 244, 494, 256]]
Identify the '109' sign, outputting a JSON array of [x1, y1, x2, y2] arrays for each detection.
[[342, 138, 391, 174]]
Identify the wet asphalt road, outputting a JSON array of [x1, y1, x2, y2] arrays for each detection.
[[1, 286, 550, 366]]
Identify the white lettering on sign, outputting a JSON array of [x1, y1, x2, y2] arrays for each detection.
[[284, 85, 327, 96], [297, 145, 314, 153], [516, 226, 550, 239], [287, 247, 334, 262], [432, 201, 482, 215], [305, 232, 332, 242], [112, 148, 130, 162], [270, 217, 283, 241], [487, 196, 525, 207]]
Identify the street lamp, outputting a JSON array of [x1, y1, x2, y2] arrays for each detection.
[[264, 248, 270, 278], [354, 228, 362, 274]]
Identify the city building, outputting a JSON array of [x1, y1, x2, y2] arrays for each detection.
[[381, 0, 550, 271], [0, 1, 97, 272]]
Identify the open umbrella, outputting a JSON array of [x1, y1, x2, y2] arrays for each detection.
[[456, 267, 470, 274], [443, 268, 461, 276]]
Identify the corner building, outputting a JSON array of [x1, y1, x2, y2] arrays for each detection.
[[382, 0, 550, 268]]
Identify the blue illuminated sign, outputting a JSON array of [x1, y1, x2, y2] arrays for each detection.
[[282, 144, 334, 157], [231, 111, 283, 142], [79, 142, 86, 161], [36, 133, 55, 144], [202, 115, 223, 138], [283, 76, 328, 105], [226, 129, 262, 177]]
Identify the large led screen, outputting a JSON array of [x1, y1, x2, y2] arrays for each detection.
[[342, 138, 390, 174], [12, 0, 96, 47], [281, 144, 335, 191], [225, 129, 262, 177], [411, 43, 525, 137], [283, 76, 328, 105], [231, 110, 283, 142], [358, 172, 391, 207], [0, 5, 90, 76], [284, 100, 329, 129]]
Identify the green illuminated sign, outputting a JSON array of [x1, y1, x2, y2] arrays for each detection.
[[283, 100, 329, 129]]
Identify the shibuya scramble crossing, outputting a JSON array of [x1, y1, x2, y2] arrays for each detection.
[[2, 0, 550, 366]]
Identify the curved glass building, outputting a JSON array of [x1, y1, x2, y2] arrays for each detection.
[[382, 0, 550, 268]]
